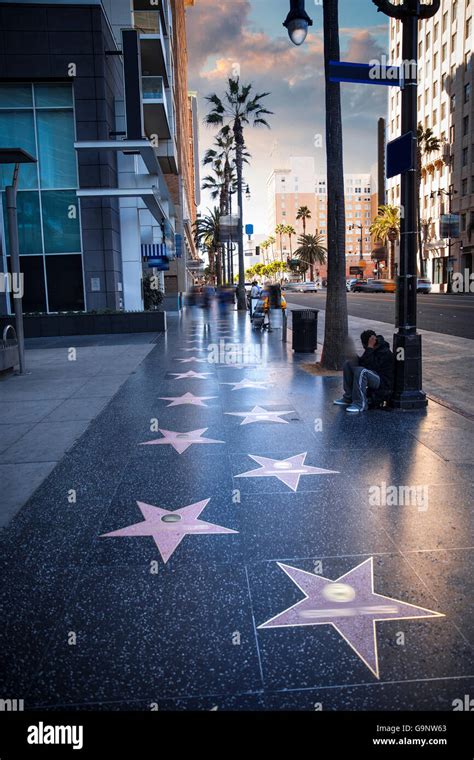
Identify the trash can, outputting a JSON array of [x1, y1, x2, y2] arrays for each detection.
[[292, 309, 318, 353]]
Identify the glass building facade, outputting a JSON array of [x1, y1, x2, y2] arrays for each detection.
[[0, 82, 84, 312]]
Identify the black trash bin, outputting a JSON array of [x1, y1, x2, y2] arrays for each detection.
[[292, 309, 318, 353]]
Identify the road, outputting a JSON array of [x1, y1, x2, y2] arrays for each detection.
[[285, 291, 474, 340]]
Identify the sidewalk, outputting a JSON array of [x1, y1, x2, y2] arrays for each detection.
[[287, 302, 474, 419], [0, 310, 472, 711], [0, 334, 158, 526]]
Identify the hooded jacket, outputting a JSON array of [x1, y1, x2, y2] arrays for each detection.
[[358, 336, 394, 399]]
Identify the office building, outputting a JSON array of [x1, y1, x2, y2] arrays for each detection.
[[0, 0, 200, 315]]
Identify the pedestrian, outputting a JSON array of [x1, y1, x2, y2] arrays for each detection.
[[333, 330, 394, 413]]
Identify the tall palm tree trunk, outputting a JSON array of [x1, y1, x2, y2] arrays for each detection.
[[234, 118, 246, 309], [321, 0, 348, 370]]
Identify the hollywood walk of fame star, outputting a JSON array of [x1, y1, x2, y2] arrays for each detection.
[[181, 347, 207, 352], [236, 453, 338, 491], [225, 406, 296, 426], [169, 370, 213, 380], [158, 392, 217, 407], [139, 427, 224, 454], [101, 499, 237, 563], [258, 557, 444, 678], [220, 379, 273, 391], [176, 357, 209, 364]]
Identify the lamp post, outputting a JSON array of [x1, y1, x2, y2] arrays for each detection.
[[373, 0, 440, 410], [0, 148, 37, 375], [349, 223, 364, 265], [430, 188, 457, 293], [245, 184, 251, 202], [283, 0, 313, 46]]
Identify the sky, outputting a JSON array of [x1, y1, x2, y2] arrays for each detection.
[[186, 0, 391, 234]]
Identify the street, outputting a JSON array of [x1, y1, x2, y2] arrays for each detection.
[[286, 292, 474, 340]]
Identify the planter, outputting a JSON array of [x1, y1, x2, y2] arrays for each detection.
[[0, 311, 166, 339]]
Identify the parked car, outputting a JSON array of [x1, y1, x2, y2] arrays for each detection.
[[351, 278, 384, 293], [350, 279, 368, 292], [417, 277, 432, 293], [346, 278, 358, 292], [299, 281, 318, 293]]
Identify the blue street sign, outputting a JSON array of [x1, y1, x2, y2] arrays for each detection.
[[147, 257, 169, 271], [245, 224, 254, 236], [328, 61, 401, 87], [386, 131, 416, 178]]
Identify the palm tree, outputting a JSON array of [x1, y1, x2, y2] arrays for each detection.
[[417, 125, 441, 276], [260, 240, 270, 265], [296, 205, 312, 236], [370, 205, 400, 280], [268, 235, 276, 261], [193, 208, 221, 284], [275, 223, 286, 262], [205, 77, 273, 310], [294, 233, 327, 282], [284, 225, 296, 260], [321, 0, 348, 370]]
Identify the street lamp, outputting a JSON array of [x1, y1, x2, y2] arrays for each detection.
[[348, 223, 364, 262], [373, 0, 441, 410], [283, 0, 313, 46], [0, 148, 37, 375], [245, 184, 251, 201]]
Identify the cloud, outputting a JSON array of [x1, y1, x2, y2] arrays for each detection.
[[186, 1, 389, 233]]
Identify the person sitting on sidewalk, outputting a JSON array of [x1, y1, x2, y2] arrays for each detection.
[[333, 330, 394, 413]]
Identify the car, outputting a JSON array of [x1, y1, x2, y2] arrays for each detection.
[[299, 281, 318, 293], [378, 279, 396, 293], [346, 278, 358, 292], [350, 279, 367, 292], [417, 277, 432, 293]]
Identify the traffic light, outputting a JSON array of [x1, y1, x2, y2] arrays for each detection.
[[255, 246, 260, 256]]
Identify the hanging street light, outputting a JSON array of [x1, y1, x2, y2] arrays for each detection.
[[283, 0, 313, 46]]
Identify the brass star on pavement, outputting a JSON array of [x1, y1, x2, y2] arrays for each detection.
[[221, 379, 272, 391], [139, 428, 224, 454], [258, 557, 444, 678], [225, 406, 296, 425], [169, 371, 213, 380], [158, 392, 217, 407], [236, 453, 338, 491], [101, 499, 237, 563]]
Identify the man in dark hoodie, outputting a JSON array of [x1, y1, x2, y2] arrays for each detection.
[[333, 330, 394, 413]]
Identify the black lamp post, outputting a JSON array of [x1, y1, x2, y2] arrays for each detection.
[[349, 223, 364, 264], [283, 0, 313, 46], [0, 148, 37, 375], [373, 0, 440, 410]]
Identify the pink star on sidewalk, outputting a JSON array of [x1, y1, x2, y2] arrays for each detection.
[[139, 427, 224, 454], [176, 357, 208, 363], [169, 370, 213, 380], [236, 453, 338, 491], [101, 499, 238, 563], [158, 392, 217, 407], [258, 558, 444, 678]]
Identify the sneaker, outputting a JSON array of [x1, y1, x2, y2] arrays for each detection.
[[346, 404, 364, 413], [333, 397, 351, 406]]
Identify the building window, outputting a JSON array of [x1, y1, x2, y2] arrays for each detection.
[[0, 82, 83, 313], [442, 42, 447, 62], [433, 81, 438, 98], [464, 115, 469, 136], [451, 33, 457, 54], [462, 178, 468, 195], [465, 83, 471, 103], [441, 102, 447, 119], [467, 17, 472, 39], [434, 22, 439, 42], [452, 0, 457, 22], [442, 11, 448, 33], [462, 147, 469, 166], [451, 94, 456, 111], [432, 257, 447, 285]]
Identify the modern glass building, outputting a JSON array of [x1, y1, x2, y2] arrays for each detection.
[[0, 0, 200, 315], [0, 82, 84, 312]]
